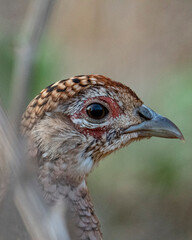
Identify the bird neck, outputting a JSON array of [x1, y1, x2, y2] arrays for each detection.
[[29, 115, 103, 238], [39, 170, 102, 240], [66, 180, 102, 240]]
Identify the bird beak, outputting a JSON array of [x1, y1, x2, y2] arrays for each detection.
[[124, 105, 184, 140]]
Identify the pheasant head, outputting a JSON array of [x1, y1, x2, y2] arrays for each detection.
[[21, 75, 183, 239]]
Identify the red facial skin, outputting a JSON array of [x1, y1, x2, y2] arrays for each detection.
[[70, 96, 123, 138]]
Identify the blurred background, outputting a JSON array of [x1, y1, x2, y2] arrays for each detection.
[[0, 0, 192, 239]]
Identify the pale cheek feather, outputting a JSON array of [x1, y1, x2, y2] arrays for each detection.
[[77, 156, 94, 175], [78, 179, 87, 189], [42, 152, 49, 158], [102, 132, 138, 153]]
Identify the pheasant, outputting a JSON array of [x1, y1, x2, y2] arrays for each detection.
[[21, 75, 183, 240]]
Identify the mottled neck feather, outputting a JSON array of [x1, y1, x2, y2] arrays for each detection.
[[40, 173, 102, 240], [66, 181, 102, 240]]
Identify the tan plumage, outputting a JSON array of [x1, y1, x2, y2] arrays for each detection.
[[21, 75, 183, 240]]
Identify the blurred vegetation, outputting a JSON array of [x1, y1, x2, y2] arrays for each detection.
[[0, 36, 14, 108], [0, 1, 192, 239]]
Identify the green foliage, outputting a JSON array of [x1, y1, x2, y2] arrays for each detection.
[[0, 35, 65, 107], [28, 38, 65, 102], [0, 36, 14, 108]]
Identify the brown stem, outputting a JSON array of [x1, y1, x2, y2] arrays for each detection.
[[10, 0, 55, 130]]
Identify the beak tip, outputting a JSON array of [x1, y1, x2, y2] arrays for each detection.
[[178, 134, 185, 142], [171, 124, 184, 142]]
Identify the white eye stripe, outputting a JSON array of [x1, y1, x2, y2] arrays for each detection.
[[71, 117, 109, 129], [71, 114, 127, 130]]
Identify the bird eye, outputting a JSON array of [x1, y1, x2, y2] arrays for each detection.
[[86, 103, 109, 120]]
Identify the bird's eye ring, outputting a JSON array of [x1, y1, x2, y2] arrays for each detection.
[[86, 103, 109, 120]]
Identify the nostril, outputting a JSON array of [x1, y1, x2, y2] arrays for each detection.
[[136, 106, 153, 121], [137, 111, 151, 121]]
